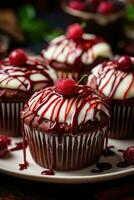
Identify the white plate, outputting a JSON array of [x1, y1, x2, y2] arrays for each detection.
[[0, 138, 134, 184]]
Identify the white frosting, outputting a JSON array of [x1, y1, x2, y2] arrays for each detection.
[[88, 58, 134, 99], [28, 87, 110, 125], [0, 57, 57, 92], [42, 34, 112, 65]]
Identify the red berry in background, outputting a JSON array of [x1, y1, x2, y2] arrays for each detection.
[[0, 135, 11, 145], [55, 79, 78, 96], [9, 49, 27, 67], [123, 146, 134, 164], [116, 56, 132, 71], [68, 1, 85, 11], [0, 138, 9, 157], [97, 1, 114, 14], [67, 23, 84, 40]]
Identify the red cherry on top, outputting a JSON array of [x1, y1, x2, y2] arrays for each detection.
[[55, 79, 78, 96], [9, 49, 27, 67], [116, 56, 132, 71], [123, 146, 134, 164], [68, 1, 85, 11], [0, 138, 9, 157], [66, 23, 84, 40], [97, 1, 114, 14]]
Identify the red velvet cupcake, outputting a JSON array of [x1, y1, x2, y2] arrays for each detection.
[[21, 78, 110, 171], [42, 23, 112, 81], [88, 56, 134, 139], [62, 0, 126, 52], [0, 49, 57, 137]]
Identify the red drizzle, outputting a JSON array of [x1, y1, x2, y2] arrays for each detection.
[[96, 59, 134, 100], [43, 35, 105, 79]]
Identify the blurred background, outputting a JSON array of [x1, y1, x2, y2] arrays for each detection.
[[0, 0, 134, 57]]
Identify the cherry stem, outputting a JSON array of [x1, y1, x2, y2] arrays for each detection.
[[77, 74, 88, 85]]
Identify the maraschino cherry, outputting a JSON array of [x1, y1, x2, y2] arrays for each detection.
[[68, 1, 85, 11], [116, 56, 132, 71], [9, 49, 27, 67], [56, 78, 78, 96], [97, 1, 114, 14], [66, 23, 84, 40], [123, 146, 134, 164], [0, 137, 9, 157]]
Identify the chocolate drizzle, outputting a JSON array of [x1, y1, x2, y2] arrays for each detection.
[[91, 162, 112, 173]]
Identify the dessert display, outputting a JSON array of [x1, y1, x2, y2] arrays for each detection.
[[21, 78, 110, 171], [87, 55, 134, 139], [42, 23, 112, 81], [0, 49, 57, 137], [62, 0, 126, 52]]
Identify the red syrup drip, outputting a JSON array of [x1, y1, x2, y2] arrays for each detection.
[[41, 169, 55, 176], [98, 60, 134, 101], [0, 59, 54, 93], [19, 121, 29, 170], [10, 141, 27, 152]]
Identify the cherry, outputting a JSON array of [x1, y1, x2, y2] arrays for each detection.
[[0, 138, 9, 157], [9, 49, 27, 67], [0, 135, 11, 145], [66, 23, 84, 40], [68, 1, 85, 11], [97, 1, 114, 14], [55, 79, 78, 96], [116, 56, 132, 71], [123, 146, 134, 164]]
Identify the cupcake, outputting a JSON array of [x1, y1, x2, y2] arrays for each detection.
[[0, 49, 57, 137], [87, 55, 134, 139], [21, 78, 110, 171], [62, 0, 126, 53], [42, 23, 112, 81]]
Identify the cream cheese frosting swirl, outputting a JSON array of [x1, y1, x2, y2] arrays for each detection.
[[42, 34, 112, 66], [27, 85, 110, 128], [88, 56, 134, 100], [0, 56, 57, 92]]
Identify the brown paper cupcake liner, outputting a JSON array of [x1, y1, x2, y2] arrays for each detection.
[[24, 124, 108, 171], [110, 104, 134, 139], [0, 101, 24, 137]]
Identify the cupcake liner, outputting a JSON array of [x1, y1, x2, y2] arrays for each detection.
[[0, 101, 24, 137], [57, 70, 79, 81], [24, 124, 108, 171], [110, 103, 134, 139]]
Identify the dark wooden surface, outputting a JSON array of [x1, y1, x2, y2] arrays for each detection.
[[0, 173, 133, 200]]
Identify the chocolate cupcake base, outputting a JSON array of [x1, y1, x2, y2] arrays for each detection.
[[0, 101, 24, 137], [24, 124, 108, 171]]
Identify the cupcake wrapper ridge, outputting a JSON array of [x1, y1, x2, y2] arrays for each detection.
[[24, 124, 108, 171]]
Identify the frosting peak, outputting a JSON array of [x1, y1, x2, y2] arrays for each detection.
[[88, 57, 134, 100], [0, 56, 57, 92], [42, 34, 112, 66], [27, 85, 110, 133]]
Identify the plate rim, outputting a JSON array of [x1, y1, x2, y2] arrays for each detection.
[[0, 138, 134, 184]]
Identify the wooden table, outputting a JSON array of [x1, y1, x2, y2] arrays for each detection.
[[0, 173, 133, 200]]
